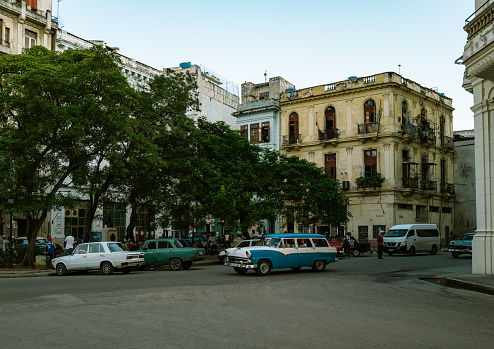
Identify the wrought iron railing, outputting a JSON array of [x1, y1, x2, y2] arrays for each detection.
[[358, 122, 379, 135]]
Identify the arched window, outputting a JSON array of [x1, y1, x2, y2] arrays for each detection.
[[325, 106, 336, 139], [364, 99, 376, 123], [289, 112, 299, 144], [402, 101, 408, 125]]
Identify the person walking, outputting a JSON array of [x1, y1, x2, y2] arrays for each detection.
[[377, 230, 384, 259], [65, 232, 75, 256], [46, 237, 56, 269], [0, 235, 4, 257]]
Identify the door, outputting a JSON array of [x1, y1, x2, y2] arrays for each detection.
[[144, 241, 158, 265], [279, 238, 299, 268], [69, 244, 88, 270], [85, 243, 105, 269], [156, 240, 173, 264], [296, 238, 314, 266], [406, 230, 417, 252]]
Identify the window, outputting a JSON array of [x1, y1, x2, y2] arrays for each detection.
[[364, 99, 376, 123], [25, 29, 37, 49], [416, 205, 428, 220], [442, 207, 452, 213], [397, 204, 413, 210], [89, 244, 103, 253], [4, 27, 10, 46], [358, 226, 369, 241], [250, 123, 259, 144], [76, 245, 88, 254], [259, 92, 269, 100], [26, 0, 38, 10], [430, 206, 439, 213], [104, 203, 127, 241], [240, 125, 248, 139], [325, 153, 336, 180], [440, 159, 446, 186], [312, 239, 329, 247], [325, 107, 336, 139], [289, 112, 299, 144], [364, 149, 377, 177], [402, 101, 408, 125], [261, 122, 270, 143], [147, 241, 156, 249], [373, 225, 386, 239], [158, 241, 171, 249]]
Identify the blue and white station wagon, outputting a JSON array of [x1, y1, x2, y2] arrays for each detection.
[[224, 233, 338, 276]]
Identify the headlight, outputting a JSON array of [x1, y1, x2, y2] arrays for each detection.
[[399, 242, 407, 247], [225, 250, 229, 256], [246, 251, 251, 258]]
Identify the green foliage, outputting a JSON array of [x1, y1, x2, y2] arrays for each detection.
[[356, 172, 385, 189]]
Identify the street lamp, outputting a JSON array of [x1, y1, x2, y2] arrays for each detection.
[[7, 197, 14, 268]]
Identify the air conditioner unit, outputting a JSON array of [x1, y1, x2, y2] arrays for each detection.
[[341, 181, 350, 191]]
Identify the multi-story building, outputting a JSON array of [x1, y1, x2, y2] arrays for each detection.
[[279, 72, 455, 245], [461, 0, 494, 274], [233, 76, 295, 234], [0, 0, 58, 239], [170, 63, 239, 128]]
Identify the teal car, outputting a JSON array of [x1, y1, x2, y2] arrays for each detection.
[[449, 233, 476, 258], [140, 238, 206, 270], [13, 237, 63, 260]]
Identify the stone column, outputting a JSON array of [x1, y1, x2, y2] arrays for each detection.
[[471, 97, 494, 274]]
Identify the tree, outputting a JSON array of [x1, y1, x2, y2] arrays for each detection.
[[0, 46, 133, 265]]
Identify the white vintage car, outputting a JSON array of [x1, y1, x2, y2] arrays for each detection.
[[52, 241, 145, 276], [224, 233, 338, 276]]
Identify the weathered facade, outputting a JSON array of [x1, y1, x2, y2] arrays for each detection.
[[279, 72, 455, 245], [453, 130, 476, 237], [461, 0, 494, 274], [234, 77, 295, 234], [170, 63, 239, 128]]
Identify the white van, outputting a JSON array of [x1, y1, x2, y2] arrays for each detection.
[[383, 224, 440, 256]]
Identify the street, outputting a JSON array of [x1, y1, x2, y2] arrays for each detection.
[[1, 252, 493, 349]]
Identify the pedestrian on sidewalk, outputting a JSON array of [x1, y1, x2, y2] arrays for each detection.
[[0, 235, 4, 257], [65, 232, 75, 256], [377, 230, 384, 259], [46, 237, 56, 269]]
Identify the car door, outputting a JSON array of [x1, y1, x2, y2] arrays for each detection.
[[156, 240, 173, 264], [407, 230, 417, 251], [144, 241, 158, 265], [279, 238, 299, 268], [85, 243, 105, 269], [69, 244, 88, 270], [296, 238, 313, 266]]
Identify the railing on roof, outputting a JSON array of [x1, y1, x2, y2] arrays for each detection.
[[465, 0, 491, 25]]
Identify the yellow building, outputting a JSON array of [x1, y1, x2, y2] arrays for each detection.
[[279, 72, 455, 246]]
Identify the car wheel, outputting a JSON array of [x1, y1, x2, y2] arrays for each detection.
[[121, 267, 132, 274], [256, 260, 272, 276], [431, 245, 438, 255], [312, 260, 326, 272], [56, 263, 68, 276], [353, 249, 361, 257], [169, 258, 182, 271], [182, 261, 192, 270], [452, 252, 459, 258], [234, 267, 248, 274], [291, 267, 301, 271], [101, 261, 114, 275], [138, 265, 147, 271], [409, 246, 416, 256]]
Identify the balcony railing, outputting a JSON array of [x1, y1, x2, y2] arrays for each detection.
[[401, 124, 418, 137], [282, 134, 302, 146], [318, 128, 339, 140], [441, 136, 454, 150], [440, 183, 455, 195], [402, 178, 419, 189], [421, 179, 437, 191], [358, 122, 379, 135]]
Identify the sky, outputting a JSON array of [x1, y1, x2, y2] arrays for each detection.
[[53, 0, 474, 131]]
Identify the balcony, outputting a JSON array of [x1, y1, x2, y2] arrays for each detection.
[[421, 179, 437, 191], [441, 136, 454, 151], [358, 122, 379, 135], [402, 178, 419, 189], [440, 183, 455, 195], [282, 134, 302, 147], [418, 129, 436, 145], [318, 128, 339, 140]]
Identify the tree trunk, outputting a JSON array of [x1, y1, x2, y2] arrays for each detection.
[[21, 213, 46, 267]]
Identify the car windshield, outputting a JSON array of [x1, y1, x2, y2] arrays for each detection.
[[107, 242, 128, 252], [267, 238, 281, 247], [463, 234, 475, 240], [384, 229, 408, 237]]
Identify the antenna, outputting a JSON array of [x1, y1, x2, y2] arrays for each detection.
[[398, 64, 401, 75], [264, 70, 267, 82]]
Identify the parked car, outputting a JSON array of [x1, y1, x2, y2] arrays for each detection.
[[52, 241, 144, 276], [449, 233, 476, 258], [349, 239, 372, 257], [13, 237, 63, 259], [139, 238, 206, 270], [218, 239, 260, 264], [224, 233, 338, 276], [384, 224, 440, 256]]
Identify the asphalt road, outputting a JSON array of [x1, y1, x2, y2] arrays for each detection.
[[1, 252, 492, 349]]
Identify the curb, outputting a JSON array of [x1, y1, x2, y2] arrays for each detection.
[[441, 277, 494, 296]]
